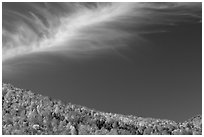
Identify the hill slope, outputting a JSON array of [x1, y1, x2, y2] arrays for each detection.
[[2, 83, 202, 135]]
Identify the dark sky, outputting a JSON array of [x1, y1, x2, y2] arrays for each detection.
[[2, 2, 202, 122]]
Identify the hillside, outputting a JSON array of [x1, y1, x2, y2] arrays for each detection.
[[2, 83, 202, 135]]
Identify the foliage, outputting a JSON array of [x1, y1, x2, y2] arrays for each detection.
[[2, 83, 202, 135]]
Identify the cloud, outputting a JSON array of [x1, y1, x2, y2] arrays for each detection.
[[2, 2, 201, 62]]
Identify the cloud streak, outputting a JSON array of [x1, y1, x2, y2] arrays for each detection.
[[2, 2, 201, 62]]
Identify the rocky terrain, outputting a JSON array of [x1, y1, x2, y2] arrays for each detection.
[[2, 83, 202, 135]]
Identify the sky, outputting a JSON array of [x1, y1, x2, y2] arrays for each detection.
[[2, 2, 202, 122]]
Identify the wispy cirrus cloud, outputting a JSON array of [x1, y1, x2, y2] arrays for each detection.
[[2, 2, 201, 62]]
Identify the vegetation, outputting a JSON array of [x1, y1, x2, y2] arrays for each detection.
[[2, 83, 202, 135]]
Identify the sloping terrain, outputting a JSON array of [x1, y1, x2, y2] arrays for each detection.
[[2, 83, 202, 135]]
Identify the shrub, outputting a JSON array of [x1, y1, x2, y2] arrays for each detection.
[[143, 127, 153, 135], [70, 125, 77, 135], [118, 129, 132, 135], [180, 128, 193, 135], [161, 130, 170, 135], [172, 129, 182, 135], [95, 127, 109, 135], [108, 129, 118, 135], [78, 124, 93, 135]]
